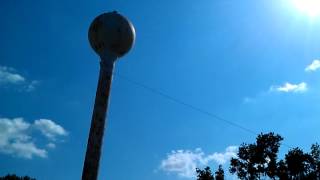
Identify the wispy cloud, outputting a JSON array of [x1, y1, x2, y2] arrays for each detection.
[[0, 118, 46, 159], [25, 80, 39, 92], [243, 60, 314, 103], [305, 60, 320, 72], [269, 82, 307, 93], [0, 117, 68, 159], [0, 65, 39, 91], [0, 66, 25, 84], [46, 143, 56, 149], [159, 146, 237, 178], [206, 146, 238, 164], [34, 119, 68, 141]]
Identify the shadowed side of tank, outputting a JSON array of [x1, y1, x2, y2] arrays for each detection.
[[88, 11, 135, 58]]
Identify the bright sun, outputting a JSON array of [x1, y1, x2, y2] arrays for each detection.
[[293, 0, 320, 17]]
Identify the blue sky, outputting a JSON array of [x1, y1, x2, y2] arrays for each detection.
[[1, 0, 320, 179]]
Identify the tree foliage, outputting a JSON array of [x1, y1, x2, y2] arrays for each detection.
[[196, 166, 215, 180], [196, 166, 225, 180], [229, 132, 283, 179], [0, 174, 35, 180], [196, 132, 320, 180], [229, 133, 320, 179], [215, 165, 224, 180]]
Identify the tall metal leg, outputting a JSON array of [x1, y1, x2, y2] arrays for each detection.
[[82, 61, 114, 180]]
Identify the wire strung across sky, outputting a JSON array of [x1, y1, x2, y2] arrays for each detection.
[[113, 73, 293, 149]]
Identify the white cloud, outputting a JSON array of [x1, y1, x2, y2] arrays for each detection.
[[0, 117, 68, 159], [34, 119, 68, 141], [10, 142, 47, 159], [25, 80, 39, 92], [206, 146, 238, 165], [160, 148, 204, 178], [46, 143, 56, 149], [0, 118, 46, 159], [0, 65, 38, 91], [305, 60, 320, 72], [159, 146, 237, 178], [0, 66, 25, 84], [269, 82, 307, 93]]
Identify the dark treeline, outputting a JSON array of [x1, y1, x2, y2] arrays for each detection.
[[196, 132, 320, 180], [0, 174, 35, 180]]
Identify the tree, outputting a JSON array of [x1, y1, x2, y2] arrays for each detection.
[[0, 174, 35, 180], [282, 145, 320, 179], [196, 132, 319, 180], [229, 132, 283, 179], [309, 143, 320, 179], [196, 166, 214, 180], [215, 165, 224, 180], [284, 148, 312, 179], [196, 165, 224, 180], [276, 160, 289, 180]]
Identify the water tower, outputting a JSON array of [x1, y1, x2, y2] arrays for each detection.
[[82, 11, 135, 180]]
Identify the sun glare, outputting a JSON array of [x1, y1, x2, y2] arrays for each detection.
[[293, 0, 320, 17]]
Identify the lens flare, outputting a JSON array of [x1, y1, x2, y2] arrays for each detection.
[[293, 0, 320, 17]]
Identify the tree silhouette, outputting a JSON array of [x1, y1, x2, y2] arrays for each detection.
[[285, 148, 312, 179], [0, 174, 35, 180], [229, 132, 283, 179], [196, 165, 224, 180], [215, 165, 224, 180], [309, 143, 320, 179], [276, 160, 289, 179], [196, 132, 319, 180], [196, 166, 214, 180]]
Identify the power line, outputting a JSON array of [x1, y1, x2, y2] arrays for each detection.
[[113, 73, 293, 149], [114, 73, 257, 134]]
